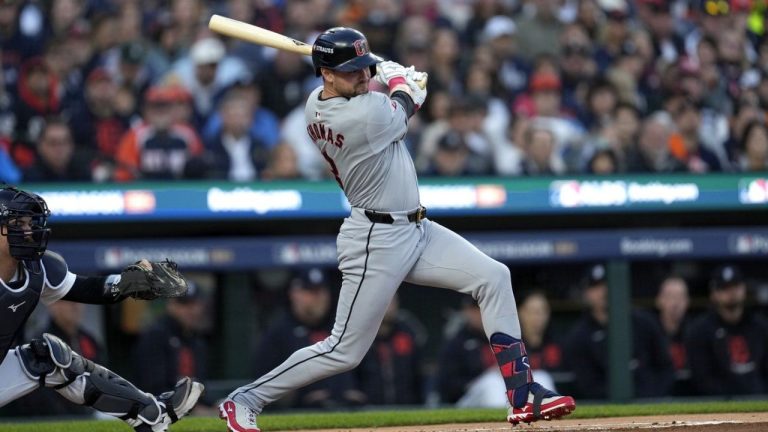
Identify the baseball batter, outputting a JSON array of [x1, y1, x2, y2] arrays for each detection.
[[0, 185, 202, 431], [220, 28, 575, 432]]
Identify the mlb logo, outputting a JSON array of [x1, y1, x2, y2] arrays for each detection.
[[739, 179, 768, 204]]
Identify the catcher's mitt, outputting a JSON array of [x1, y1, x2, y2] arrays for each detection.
[[117, 259, 188, 300]]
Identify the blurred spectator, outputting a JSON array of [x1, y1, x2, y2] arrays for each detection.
[[0, 0, 47, 88], [202, 79, 280, 151], [261, 142, 302, 180], [481, 16, 529, 103], [356, 295, 426, 406], [280, 102, 328, 180], [67, 68, 127, 171], [520, 125, 565, 175], [171, 37, 249, 129], [134, 282, 213, 408], [515, 0, 564, 61], [113, 41, 153, 100], [626, 111, 685, 172], [636, 0, 683, 65], [667, 96, 723, 172], [113, 85, 203, 181], [736, 121, 768, 171], [586, 147, 619, 174], [0, 136, 20, 183], [204, 92, 271, 181], [565, 264, 675, 399], [252, 268, 364, 410], [686, 264, 768, 396], [559, 24, 598, 115], [257, 50, 316, 118], [22, 117, 92, 182], [426, 27, 461, 94], [13, 57, 62, 147], [654, 275, 693, 395], [434, 299, 499, 406], [518, 291, 563, 381]]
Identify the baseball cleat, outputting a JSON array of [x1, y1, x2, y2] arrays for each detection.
[[134, 377, 205, 432], [507, 382, 575, 425], [219, 399, 260, 432]]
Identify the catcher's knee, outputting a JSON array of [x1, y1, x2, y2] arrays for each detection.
[[15, 333, 77, 387]]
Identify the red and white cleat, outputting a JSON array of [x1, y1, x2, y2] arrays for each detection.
[[507, 383, 576, 425], [219, 399, 260, 432]]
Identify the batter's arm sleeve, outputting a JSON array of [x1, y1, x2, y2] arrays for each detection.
[[363, 92, 408, 154], [391, 91, 416, 118]]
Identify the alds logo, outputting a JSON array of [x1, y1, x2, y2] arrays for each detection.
[[307, 122, 345, 148]]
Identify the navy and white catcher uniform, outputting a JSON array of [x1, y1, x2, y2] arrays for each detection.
[[0, 185, 203, 431], [220, 27, 575, 432]]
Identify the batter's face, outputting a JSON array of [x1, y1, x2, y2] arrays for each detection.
[[322, 67, 370, 98]]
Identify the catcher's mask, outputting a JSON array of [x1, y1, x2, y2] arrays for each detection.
[[0, 185, 51, 261]]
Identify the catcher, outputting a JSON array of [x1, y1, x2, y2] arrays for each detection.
[[0, 185, 201, 431]]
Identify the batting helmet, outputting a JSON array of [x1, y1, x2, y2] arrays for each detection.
[[0, 185, 51, 261], [312, 27, 383, 77]]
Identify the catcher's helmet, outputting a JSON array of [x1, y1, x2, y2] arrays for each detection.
[[0, 185, 50, 261], [312, 27, 383, 77]]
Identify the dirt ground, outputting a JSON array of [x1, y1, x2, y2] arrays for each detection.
[[284, 412, 768, 432]]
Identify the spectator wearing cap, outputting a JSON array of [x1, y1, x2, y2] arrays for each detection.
[[251, 268, 364, 410], [170, 37, 249, 129], [356, 294, 426, 405], [134, 281, 213, 409], [22, 116, 92, 182], [481, 16, 530, 103], [564, 264, 674, 399], [113, 84, 203, 181], [685, 264, 768, 396], [115, 42, 152, 98], [593, 0, 632, 72], [0, 0, 48, 88]]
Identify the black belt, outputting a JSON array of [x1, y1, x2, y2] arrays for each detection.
[[364, 206, 427, 224]]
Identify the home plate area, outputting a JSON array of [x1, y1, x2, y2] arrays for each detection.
[[292, 412, 768, 432]]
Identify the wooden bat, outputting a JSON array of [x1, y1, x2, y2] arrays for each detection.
[[208, 15, 427, 89], [208, 15, 312, 56]]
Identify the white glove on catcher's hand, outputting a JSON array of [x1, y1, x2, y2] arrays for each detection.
[[374, 61, 408, 88]]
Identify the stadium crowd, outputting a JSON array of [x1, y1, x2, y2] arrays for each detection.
[[2, 0, 768, 185]]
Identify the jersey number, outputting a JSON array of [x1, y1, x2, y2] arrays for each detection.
[[321, 149, 344, 190]]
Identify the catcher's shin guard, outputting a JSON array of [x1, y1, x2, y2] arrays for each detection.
[[16, 333, 164, 426], [490, 333, 575, 424]]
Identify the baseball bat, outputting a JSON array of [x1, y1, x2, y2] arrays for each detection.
[[208, 15, 427, 89], [208, 15, 312, 56]]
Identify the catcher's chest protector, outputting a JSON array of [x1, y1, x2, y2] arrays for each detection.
[[0, 265, 44, 364]]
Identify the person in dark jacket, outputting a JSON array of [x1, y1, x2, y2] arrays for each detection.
[[251, 268, 364, 410], [565, 264, 675, 399], [686, 264, 768, 396], [356, 294, 425, 405], [654, 275, 694, 395], [434, 298, 497, 404], [22, 117, 92, 182], [134, 282, 211, 407]]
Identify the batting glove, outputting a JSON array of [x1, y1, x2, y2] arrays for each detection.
[[374, 61, 408, 91], [405, 67, 428, 109]]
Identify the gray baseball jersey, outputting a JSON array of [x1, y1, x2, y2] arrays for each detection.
[[229, 87, 521, 412], [304, 87, 420, 212]]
